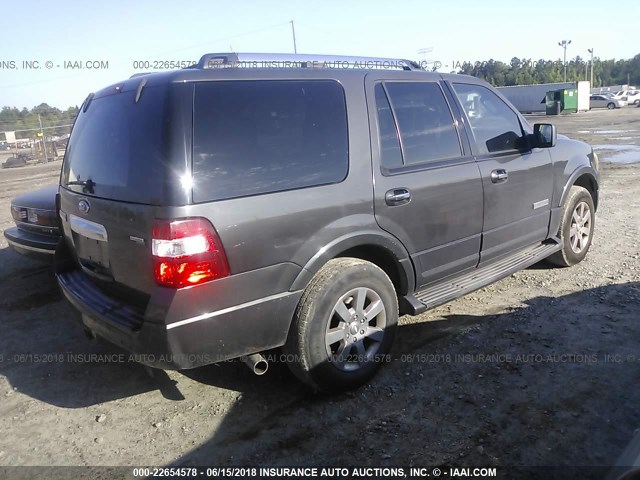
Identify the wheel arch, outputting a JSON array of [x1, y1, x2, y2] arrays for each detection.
[[561, 167, 599, 211], [289, 231, 415, 297]]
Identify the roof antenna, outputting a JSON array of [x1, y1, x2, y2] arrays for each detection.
[[229, 44, 234, 53]]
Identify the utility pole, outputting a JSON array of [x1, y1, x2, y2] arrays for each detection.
[[588, 48, 594, 87], [38, 114, 48, 163], [290, 20, 297, 54], [558, 39, 571, 82]]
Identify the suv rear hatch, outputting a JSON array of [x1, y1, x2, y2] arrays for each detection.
[[58, 77, 190, 309]]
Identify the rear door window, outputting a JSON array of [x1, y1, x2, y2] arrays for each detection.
[[192, 80, 349, 202], [382, 82, 462, 165], [374, 83, 403, 169]]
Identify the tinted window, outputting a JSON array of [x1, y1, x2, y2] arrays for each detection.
[[384, 82, 461, 165], [192, 80, 348, 202], [374, 83, 403, 168], [62, 85, 169, 204], [453, 83, 523, 154]]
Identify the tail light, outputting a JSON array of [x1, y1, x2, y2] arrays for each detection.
[[152, 217, 230, 288]]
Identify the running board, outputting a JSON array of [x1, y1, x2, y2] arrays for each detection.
[[413, 241, 561, 311]]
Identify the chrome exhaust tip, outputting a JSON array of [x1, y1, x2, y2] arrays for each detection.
[[242, 353, 268, 376]]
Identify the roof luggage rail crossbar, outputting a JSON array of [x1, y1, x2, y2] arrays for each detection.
[[193, 53, 423, 71]]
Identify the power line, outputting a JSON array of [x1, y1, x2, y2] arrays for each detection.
[[155, 21, 292, 56], [1, 125, 74, 134], [0, 117, 76, 127], [1, 20, 294, 90], [0, 115, 77, 126], [5, 124, 73, 134]]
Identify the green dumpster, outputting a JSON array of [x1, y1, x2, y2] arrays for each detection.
[[562, 88, 578, 112], [545, 88, 578, 115]]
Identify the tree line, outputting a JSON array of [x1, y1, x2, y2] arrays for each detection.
[[0, 104, 79, 141], [456, 53, 640, 87]]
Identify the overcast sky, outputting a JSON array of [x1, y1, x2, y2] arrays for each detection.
[[1, 0, 637, 109]]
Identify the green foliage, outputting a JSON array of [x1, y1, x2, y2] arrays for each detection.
[[0, 104, 79, 140], [457, 53, 640, 87]]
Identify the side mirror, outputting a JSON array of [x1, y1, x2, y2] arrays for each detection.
[[533, 123, 557, 148]]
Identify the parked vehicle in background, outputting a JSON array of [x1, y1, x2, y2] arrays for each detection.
[[4, 184, 60, 260], [612, 90, 640, 105], [624, 90, 640, 105], [1, 153, 33, 168], [601, 92, 629, 106], [55, 52, 599, 392], [590, 94, 625, 109]]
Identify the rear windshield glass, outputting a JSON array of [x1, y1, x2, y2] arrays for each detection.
[[61, 84, 169, 204], [192, 80, 349, 202]]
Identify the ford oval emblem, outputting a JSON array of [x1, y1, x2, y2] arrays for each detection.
[[78, 199, 90, 214]]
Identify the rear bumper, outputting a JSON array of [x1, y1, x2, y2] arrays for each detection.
[[4, 226, 58, 261], [56, 268, 302, 369]]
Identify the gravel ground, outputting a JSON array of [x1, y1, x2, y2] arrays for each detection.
[[0, 107, 638, 476]]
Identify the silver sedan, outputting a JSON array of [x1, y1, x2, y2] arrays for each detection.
[[590, 95, 625, 109]]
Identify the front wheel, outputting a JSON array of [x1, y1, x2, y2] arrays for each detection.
[[607, 102, 616, 109], [547, 186, 595, 267], [284, 258, 398, 392]]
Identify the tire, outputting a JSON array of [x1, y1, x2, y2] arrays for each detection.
[[547, 186, 595, 267], [634, 100, 640, 106], [607, 102, 615, 109], [284, 258, 398, 392]]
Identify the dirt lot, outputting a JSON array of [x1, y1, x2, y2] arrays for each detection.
[[0, 107, 639, 474]]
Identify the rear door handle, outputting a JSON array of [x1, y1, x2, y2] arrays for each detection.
[[490, 169, 508, 183], [385, 188, 411, 206]]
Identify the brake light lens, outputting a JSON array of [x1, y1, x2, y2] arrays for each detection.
[[152, 217, 230, 288]]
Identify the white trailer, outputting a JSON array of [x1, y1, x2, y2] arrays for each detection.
[[497, 81, 590, 114]]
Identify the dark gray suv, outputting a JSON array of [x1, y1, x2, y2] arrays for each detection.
[[56, 53, 599, 391]]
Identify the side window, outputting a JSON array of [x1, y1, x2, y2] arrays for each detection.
[[452, 83, 524, 154], [384, 82, 462, 165], [192, 80, 349, 202], [374, 83, 403, 168]]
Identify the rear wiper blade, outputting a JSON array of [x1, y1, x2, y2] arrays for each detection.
[[66, 178, 96, 193]]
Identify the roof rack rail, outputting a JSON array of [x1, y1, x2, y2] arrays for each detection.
[[193, 53, 423, 71]]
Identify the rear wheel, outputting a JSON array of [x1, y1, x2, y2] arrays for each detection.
[[284, 258, 398, 392], [547, 186, 595, 267]]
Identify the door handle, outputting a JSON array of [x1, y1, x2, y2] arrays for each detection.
[[385, 188, 411, 206], [490, 169, 508, 183]]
